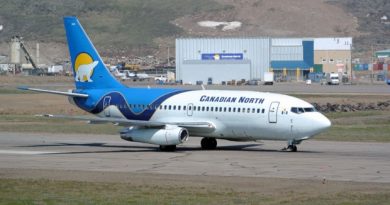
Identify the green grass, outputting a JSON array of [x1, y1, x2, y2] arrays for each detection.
[[0, 115, 118, 135], [315, 110, 390, 142], [0, 178, 389, 205], [0, 88, 31, 94], [0, 178, 266, 205]]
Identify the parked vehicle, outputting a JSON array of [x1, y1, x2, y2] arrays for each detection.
[[326, 73, 340, 85], [263, 72, 274, 85]]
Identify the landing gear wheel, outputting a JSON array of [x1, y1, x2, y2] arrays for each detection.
[[287, 145, 297, 152], [201, 137, 217, 150], [159, 145, 176, 152]]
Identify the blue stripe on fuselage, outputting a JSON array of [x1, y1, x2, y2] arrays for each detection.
[[73, 87, 188, 121]]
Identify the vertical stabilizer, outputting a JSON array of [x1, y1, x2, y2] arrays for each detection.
[[64, 16, 124, 89]]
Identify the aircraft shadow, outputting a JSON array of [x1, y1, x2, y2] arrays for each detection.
[[17, 143, 321, 154]]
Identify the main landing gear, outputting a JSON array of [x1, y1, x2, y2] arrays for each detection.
[[159, 145, 176, 152], [201, 137, 217, 150]]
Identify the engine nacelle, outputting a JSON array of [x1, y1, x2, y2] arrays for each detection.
[[120, 125, 189, 145]]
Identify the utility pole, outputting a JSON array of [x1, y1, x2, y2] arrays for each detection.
[[371, 44, 374, 84], [167, 46, 170, 66]]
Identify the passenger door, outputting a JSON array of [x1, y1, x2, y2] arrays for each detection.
[[268, 101, 279, 123]]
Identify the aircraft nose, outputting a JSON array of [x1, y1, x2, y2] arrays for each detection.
[[315, 114, 331, 132]]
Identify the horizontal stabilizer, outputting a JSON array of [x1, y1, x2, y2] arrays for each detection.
[[18, 87, 89, 98]]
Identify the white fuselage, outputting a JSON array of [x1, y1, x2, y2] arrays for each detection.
[[99, 90, 331, 142]]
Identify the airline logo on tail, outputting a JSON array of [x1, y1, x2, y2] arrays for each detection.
[[74, 53, 98, 82]]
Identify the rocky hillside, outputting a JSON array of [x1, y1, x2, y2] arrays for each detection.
[[0, 0, 388, 62]]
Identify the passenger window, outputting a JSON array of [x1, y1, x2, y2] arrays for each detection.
[[188, 106, 191, 111], [183, 106, 186, 110], [198, 106, 201, 111], [206, 107, 209, 111], [219, 107, 223, 112], [178, 106, 181, 110], [202, 106, 205, 111], [262, 109, 265, 113], [247, 108, 250, 113], [252, 108, 255, 113], [168, 105, 172, 110], [224, 107, 227, 112], [233, 108, 236, 112], [237, 108, 241, 112], [242, 108, 245, 113], [173, 105, 176, 110], [164, 105, 167, 110], [228, 107, 231, 112], [211, 107, 214, 112]]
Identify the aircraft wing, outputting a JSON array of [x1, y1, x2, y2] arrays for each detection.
[[18, 87, 89, 98], [37, 114, 215, 132]]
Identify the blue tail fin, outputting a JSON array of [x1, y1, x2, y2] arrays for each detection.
[[64, 16, 124, 90]]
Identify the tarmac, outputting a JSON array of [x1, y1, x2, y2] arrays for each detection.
[[0, 132, 389, 183]]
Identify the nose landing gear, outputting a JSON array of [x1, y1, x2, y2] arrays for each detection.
[[283, 140, 301, 152]]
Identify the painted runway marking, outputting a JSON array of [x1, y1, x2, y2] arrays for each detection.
[[0, 150, 58, 155]]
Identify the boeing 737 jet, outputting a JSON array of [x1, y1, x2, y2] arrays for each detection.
[[20, 16, 331, 152]]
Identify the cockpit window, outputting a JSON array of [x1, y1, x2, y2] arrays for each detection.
[[304, 107, 316, 112], [291, 107, 317, 114]]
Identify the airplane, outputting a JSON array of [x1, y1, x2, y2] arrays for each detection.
[[111, 68, 129, 80], [19, 16, 331, 152]]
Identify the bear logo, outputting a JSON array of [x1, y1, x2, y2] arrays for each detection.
[[75, 61, 98, 82], [74, 53, 98, 82]]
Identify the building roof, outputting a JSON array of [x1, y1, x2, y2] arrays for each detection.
[[376, 49, 390, 53], [314, 37, 352, 51]]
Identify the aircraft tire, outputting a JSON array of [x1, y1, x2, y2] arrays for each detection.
[[159, 145, 177, 152], [201, 137, 217, 150]]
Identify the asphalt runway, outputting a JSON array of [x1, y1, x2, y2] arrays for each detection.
[[0, 132, 389, 183]]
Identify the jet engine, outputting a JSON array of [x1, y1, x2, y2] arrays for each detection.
[[120, 125, 189, 145]]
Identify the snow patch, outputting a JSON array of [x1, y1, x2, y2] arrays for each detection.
[[197, 21, 242, 31]]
